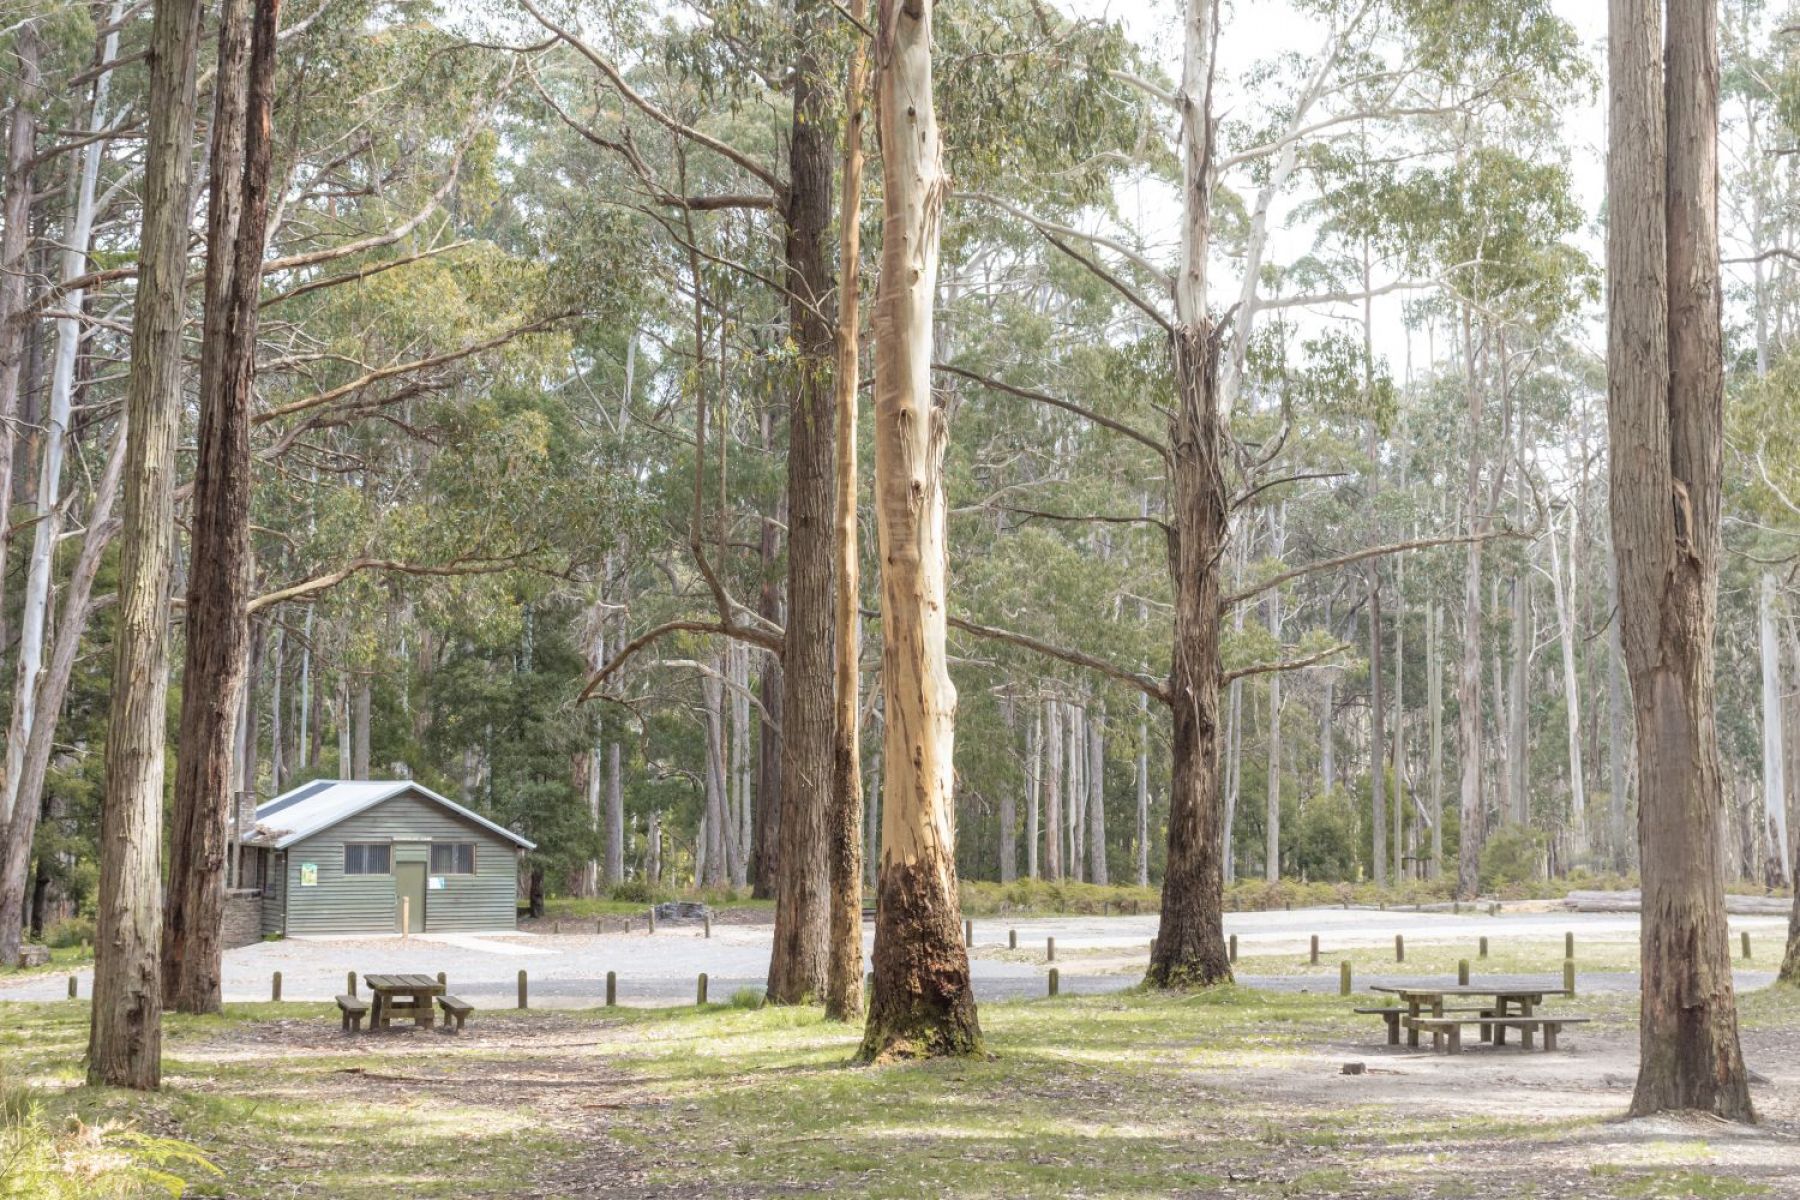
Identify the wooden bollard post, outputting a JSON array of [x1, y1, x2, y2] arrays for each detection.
[[1046, 937, 1056, 963], [518, 969, 528, 1009], [1309, 934, 1319, 965], [1395, 934, 1405, 963], [704, 915, 712, 939], [1339, 961, 1352, 996], [347, 971, 357, 998], [1562, 958, 1576, 998], [647, 907, 656, 934], [271, 971, 282, 1002], [1453, 900, 1460, 915], [1048, 968, 1060, 997], [606, 971, 617, 1006], [697, 972, 709, 1006], [1742, 930, 1752, 960], [1479, 935, 1488, 959], [1009, 929, 1017, 950], [965, 919, 973, 947], [1488, 902, 1498, 917], [437, 971, 447, 989], [1103, 900, 1110, 917], [1229, 933, 1238, 963], [1564, 931, 1574, 960], [68, 975, 77, 1000], [554, 919, 562, 935], [1458, 959, 1470, 986]]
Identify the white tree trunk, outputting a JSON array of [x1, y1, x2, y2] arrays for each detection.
[[1761, 572, 1790, 884], [1087, 703, 1106, 885], [1026, 703, 1041, 879], [1550, 513, 1589, 861]]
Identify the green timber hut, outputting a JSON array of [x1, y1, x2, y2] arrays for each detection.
[[241, 779, 536, 937]]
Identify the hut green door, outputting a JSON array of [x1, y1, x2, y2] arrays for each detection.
[[395, 862, 426, 933]]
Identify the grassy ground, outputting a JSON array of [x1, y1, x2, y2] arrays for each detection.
[[5, 981, 1798, 1198], [0, 943, 94, 981]]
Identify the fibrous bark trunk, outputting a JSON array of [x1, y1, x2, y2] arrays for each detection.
[[767, 0, 838, 1003], [89, 0, 207, 1091], [1147, 0, 1231, 990], [826, 0, 869, 1020], [1607, 0, 1752, 1121], [858, 0, 980, 1061], [164, 0, 280, 1015]]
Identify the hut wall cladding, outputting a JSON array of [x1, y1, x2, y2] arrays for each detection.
[[280, 790, 521, 935], [260, 851, 286, 937]]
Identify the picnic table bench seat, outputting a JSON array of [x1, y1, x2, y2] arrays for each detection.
[[437, 994, 474, 1033], [1355, 1005, 1497, 1045], [335, 993, 370, 1033], [1409, 1014, 1592, 1054]]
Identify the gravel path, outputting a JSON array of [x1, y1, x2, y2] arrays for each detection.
[[2, 907, 1787, 1007]]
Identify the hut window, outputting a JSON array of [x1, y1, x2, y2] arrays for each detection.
[[344, 843, 391, 876], [430, 843, 476, 875]]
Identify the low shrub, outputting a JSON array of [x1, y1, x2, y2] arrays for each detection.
[[0, 1071, 218, 1198], [44, 916, 94, 950]]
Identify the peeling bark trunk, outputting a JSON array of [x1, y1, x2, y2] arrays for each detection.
[[1147, 0, 1231, 990], [89, 0, 207, 1091], [1608, 0, 1752, 1120], [858, 0, 979, 1061]]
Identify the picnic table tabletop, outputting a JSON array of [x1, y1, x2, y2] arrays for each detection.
[[363, 973, 445, 994], [1369, 982, 1570, 999]]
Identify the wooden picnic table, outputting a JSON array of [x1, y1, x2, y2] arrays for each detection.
[[364, 973, 444, 1031], [1368, 982, 1570, 1049]]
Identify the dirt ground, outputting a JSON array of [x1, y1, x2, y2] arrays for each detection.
[[153, 999, 1800, 1199]]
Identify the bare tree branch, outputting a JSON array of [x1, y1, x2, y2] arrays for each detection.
[[248, 553, 533, 613], [934, 363, 1169, 461], [1222, 528, 1525, 608], [948, 615, 1170, 704], [1222, 641, 1353, 685], [518, 0, 784, 194], [580, 618, 785, 703]]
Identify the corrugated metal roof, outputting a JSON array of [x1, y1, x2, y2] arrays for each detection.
[[243, 779, 537, 851]]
